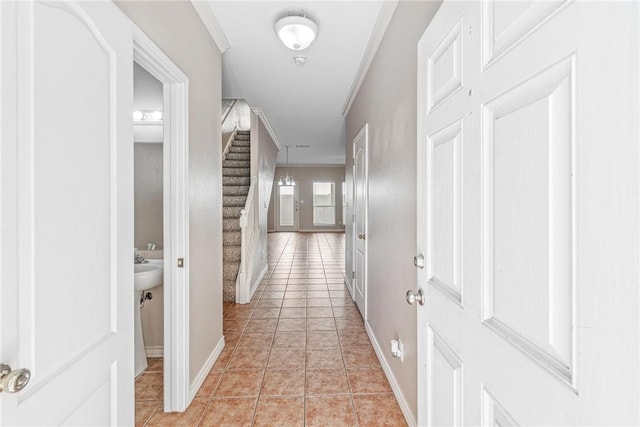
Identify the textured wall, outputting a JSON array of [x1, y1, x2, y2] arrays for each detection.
[[344, 1, 441, 421]]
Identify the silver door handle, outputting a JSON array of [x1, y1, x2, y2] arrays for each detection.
[[406, 289, 425, 306], [414, 254, 424, 269], [0, 364, 31, 393], [358, 234, 366, 240]]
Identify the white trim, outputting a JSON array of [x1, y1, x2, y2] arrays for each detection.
[[189, 337, 225, 401], [252, 107, 282, 150], [190, 1, 230, 53], [250, 264, 269, 300], [222, 127, 237, 158], [342, 1, 399, 116], [416, 25, 429, 427], [145, 345, 164, 358], [133, 26, 191, 414], [365, 322, 417, 427]]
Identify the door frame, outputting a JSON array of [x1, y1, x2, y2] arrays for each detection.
[[275, 183, 299, 232], [133, 27, 190, 413], [352, 123, 368, 321]]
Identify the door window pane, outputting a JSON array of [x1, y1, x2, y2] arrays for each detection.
[[279, 185, 295, 227]]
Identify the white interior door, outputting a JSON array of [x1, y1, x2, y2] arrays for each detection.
[[277, 184, 298, 232], [353, 124, 368, 318], [416, 1, 639, 425], [0, 1, 134, 425]]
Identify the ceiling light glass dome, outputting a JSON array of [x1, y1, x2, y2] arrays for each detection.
[[275, 15, 318, 51]]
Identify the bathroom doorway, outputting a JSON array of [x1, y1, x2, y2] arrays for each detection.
[[133, 61, 164, 378], [133, 28, 190, 412]]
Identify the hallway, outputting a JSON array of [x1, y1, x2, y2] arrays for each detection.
[[136, 232, 406, 426]]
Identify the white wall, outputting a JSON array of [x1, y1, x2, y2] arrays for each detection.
[[116, 1, 224, 385], [345, 1, 441, 421]]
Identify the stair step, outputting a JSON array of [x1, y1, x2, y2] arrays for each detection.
[[223, 245, 241, 262], [223, 160, 250, 168], [225, 152, 251, 161], [234, 134, 250, 141], [224, 196, 247, 207], [223, 185, 250, 196], [223, 279, 236, 302], [223, 206, 243, 219], [223, 218, 241, 231], [232, 140, 251, 147], [223, 176, 251, 186], [223, 167, 250, 177], [223, 231, 241, 246], [223, 261, 240, 280], [229, 146, 250, 154], [237, 129, 250, 135]]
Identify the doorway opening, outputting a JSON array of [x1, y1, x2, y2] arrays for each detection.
[[133, 28, 190, 412]]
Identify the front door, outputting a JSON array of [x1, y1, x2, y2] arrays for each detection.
[[416, 1, 639, 425], [277, 184, 298, 232], [353, 124, 368, 318], [0, 1, 134, 425]]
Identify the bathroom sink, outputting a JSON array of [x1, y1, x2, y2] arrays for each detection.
[[134, 260, 164, 291]]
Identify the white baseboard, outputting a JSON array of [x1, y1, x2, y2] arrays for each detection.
[[251, 264, 268, 300], [145, 345, 164, 358], [189, 336, 225, 402], [365, 322, 417, 427]]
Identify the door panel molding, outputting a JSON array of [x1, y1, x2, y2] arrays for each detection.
[[481, 55, 575, 386]]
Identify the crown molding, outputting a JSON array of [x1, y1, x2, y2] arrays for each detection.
[[341, 0, 399, 117], [252, 108, 282, 151], [191, 1, 230, 54]]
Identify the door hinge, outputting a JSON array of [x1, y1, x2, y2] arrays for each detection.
[[177, 258, 184, 268], [352, 271, 355, 279]]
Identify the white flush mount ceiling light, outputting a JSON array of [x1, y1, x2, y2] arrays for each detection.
[[275, 15, 318, 51]]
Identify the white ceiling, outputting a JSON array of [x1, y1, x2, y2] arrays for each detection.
[[207, 1, 389, 165]]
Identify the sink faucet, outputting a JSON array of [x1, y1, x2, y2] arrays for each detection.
[[134, 254, 149, 264]]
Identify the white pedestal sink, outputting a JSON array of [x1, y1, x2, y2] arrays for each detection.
[[134, 259, 163, 377]]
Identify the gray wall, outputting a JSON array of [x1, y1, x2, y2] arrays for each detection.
[[251, 113, 279, 285], [134, 143, 164, 349], [344, 1, 441, 421], [268, 166, 346, 232], [116, 1, 224, 385]]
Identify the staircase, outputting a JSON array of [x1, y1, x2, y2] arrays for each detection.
[[222, 130, 251, 302]]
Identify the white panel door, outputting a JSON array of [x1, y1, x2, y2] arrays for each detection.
[[353, 124, 368, 317], [416, 1, 639, 425], [277, 184, 298, 232], [0, 1, 134, 425]]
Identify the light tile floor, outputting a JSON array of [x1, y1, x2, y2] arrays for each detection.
[[136, 232, 407, 426]]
